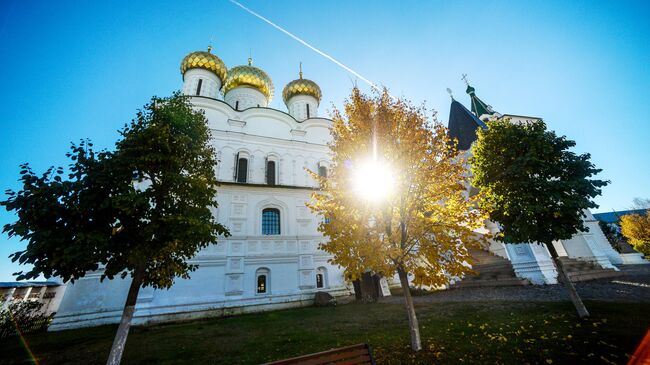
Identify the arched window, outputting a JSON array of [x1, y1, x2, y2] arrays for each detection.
[[318, 165, 328, 178], [235, 153, 248, 183], [306, 104, 310, 119], [266, 160, 276, 185], [316, 267, 328, 289], [256, 268, 270, 294], [262, 208, 280, 235]]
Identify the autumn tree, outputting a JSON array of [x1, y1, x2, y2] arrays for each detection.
[[2, 93, 229, 365], [309, 89, 486, 351], [471, 118, 608, 318], [620, 210, 650, 256]]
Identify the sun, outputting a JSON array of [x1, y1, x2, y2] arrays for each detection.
[[352, 159, 395, 203]]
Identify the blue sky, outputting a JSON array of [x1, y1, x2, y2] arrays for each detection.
[[0, 0, 648, 281]]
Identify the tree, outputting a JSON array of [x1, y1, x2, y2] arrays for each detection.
[[471, 118, 608, 318], [630, 197, 650, 210], [2, 93, 230, 365], [620, 210, 650, 256], [309, 89, 486, 351]]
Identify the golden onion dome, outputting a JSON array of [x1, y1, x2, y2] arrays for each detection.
[[180, 46, 228, 82], [222, 58, 274, 101], [282, 65, 322, 106]]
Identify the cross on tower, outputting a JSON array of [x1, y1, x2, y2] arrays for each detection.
[[461, 74, 469, 86]]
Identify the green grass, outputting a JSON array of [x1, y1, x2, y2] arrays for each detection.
[[1, 300, 648, 364]]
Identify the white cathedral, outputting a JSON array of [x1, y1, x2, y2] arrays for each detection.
[[49, 48, 647, 330]]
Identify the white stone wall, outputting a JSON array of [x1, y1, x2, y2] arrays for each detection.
[[224, 87, 268, 109], [558, 210, 620, 270], [287, 94, 319, 121], [182, 68, 222, 99]]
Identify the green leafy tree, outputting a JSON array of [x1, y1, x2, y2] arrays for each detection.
[[471, 118, 608, 318], [309, 89, 486, 351], [2, 93, 230, 364]]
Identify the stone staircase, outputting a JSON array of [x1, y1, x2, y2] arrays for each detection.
[[558, 256, 623, 282], [451, 249, 530, 288]]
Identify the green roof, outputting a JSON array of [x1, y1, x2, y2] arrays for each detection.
[[466, 84, 496, 118]]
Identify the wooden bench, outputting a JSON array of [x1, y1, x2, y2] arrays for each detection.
[[262, 343, 375, 365]]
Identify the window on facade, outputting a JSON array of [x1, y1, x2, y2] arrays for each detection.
[[318, 165, 328, 178], [266, 160, 276, 185], [235, 101, 239, 110], [306, 104, 310, 119], [196, 79, 203, 95], [257, 275, 266, 293], [235, 156, 248, 183], [256, 268, 269, 294], [262, 208, 280, 235], [316, 267, 327, 288]]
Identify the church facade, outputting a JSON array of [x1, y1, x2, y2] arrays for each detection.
[[50, 48, 350, 330]]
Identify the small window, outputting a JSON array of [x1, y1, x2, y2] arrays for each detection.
[[236, 157, 248, 183], [196, 79, 203, 95], [235, 101, 239, 110], [262, 208, 280, 235], [257, 275, 267, 294], [266, 160, 276, 185], [318, 165, 328, 178], [316, 267, 328, 288], [256, 268, 270, 294], [306, 104, 310, 119]]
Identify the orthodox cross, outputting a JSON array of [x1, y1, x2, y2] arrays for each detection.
[[461, 73, 470, 86]]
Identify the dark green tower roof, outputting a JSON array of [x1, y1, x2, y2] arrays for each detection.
[[466, 84, 496, 118]]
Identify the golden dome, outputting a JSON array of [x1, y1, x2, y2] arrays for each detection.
[[222, 58, 274, 101], [180, 47, 228, 82], [282, 78, 322, 105], [282, 64, 322, 105]]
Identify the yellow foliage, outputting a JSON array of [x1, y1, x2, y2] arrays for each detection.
[[619, 210, 650, 256], [307, 88, 488, 287]]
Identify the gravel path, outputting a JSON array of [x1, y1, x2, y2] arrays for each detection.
[[379, 264, 650, 304]]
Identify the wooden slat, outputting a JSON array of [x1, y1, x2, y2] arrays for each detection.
[[335, 354, 373, 365], [304, 348, 369, 363], [262, 343, 372, 365]]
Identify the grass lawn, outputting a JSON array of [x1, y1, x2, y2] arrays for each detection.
[[1, 300, 648, 364]]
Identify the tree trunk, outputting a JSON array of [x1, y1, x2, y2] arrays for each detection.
[[397, 266, 422, 351], [546, 243, 590, 318], [360, 271, 379, 302], [106, 268, 145, 365]]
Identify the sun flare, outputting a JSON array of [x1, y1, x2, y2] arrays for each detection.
[[353, 159, 395, 202]]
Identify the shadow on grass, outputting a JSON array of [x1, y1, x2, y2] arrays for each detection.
[[1, 300, 648, 364]]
